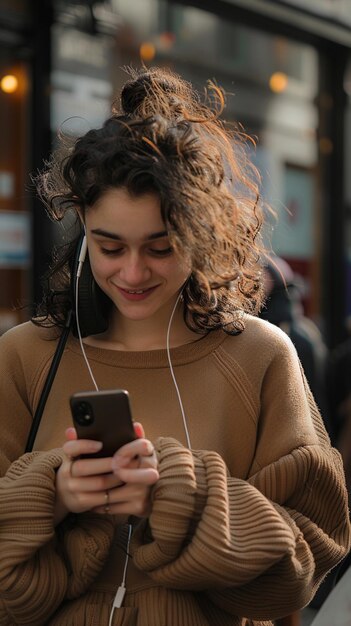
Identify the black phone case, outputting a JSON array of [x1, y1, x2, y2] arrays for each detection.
[[70, 389, 136, 458]]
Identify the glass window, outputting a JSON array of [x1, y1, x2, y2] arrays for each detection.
[[0, 51, 31, 333]]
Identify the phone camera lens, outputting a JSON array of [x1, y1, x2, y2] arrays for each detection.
[[74, 401, 94, 426]]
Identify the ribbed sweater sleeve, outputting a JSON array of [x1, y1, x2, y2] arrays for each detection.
[[131, 436, 350, 621], [0, 451, 115, 626]]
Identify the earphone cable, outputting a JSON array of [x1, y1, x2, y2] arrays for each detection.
[[166, 290, 192, 449], [108, 523, 133, 624], [75, 273, 99, 392]]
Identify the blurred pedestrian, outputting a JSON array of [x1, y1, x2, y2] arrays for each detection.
[[260, 255, 330, 432], [327, 318, 351, 485]]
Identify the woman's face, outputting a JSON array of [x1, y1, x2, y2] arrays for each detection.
[[84, 187, 190, 324]]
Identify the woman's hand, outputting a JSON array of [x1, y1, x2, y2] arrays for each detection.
[[93, 436, 159, 518], [54, 423, 159, 525]]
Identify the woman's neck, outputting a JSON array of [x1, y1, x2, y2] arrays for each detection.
[[84, 306, 199, 352]]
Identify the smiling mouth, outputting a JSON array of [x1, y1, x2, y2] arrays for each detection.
[[120, 287, 155, 293], [115, 284, 160, 303]]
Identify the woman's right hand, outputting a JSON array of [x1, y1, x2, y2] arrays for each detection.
[[54, 429, 116, 524], [54, 424, 148, 525]]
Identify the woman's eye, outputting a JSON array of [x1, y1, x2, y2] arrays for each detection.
[[100, 247, 123, 256], [99, 245, 173, 257], [149, 247, 173, 257]]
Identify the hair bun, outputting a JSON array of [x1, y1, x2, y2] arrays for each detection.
[[120, 73, 150, 115], [120, 67, 189, 117]]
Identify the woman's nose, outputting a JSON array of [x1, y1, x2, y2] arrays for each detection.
[[119, 253, 151, 285]]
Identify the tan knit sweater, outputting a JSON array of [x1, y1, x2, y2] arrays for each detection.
[[0, 317, 350, 626]]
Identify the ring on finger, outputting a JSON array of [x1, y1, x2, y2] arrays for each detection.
[[104, 489, 110, 514]]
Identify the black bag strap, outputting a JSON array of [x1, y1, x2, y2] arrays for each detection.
[[25, 311, 73, 453]]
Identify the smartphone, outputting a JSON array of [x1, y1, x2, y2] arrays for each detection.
[[70, 389, 136, 458]]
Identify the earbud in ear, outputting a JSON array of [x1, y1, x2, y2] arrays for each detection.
[[71, 232, 111, 338], [76, 235, 87, 278]]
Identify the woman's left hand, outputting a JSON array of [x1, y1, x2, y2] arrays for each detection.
[[93, 428, 159, 518]]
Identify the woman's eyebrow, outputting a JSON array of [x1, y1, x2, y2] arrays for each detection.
[[90, 228, 168, 241]]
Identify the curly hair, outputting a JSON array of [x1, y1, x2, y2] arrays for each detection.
[[34, 66, 266, 335]]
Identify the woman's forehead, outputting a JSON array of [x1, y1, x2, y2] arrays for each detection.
[[85, 188, 169, 240]]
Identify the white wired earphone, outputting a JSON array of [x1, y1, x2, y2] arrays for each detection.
[[75, 234, 99, 392], [75, 233, 191, 621]]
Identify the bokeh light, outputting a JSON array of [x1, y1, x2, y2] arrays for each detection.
[[140, 42, 156, 62], [0, 75, 18, 93], [269, 72, 288, 93]]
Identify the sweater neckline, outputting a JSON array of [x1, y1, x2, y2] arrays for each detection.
[[67, 328, 229, 368]]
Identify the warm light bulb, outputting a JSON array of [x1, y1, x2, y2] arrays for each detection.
[[0, 75, 18, 93], [140, 42, 156, 62], [269, 72, 288, 93]]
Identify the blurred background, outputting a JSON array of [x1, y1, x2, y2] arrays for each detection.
[[1, 0, 351, 347]]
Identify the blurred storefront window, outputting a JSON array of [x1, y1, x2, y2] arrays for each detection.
[[0, 0, 31, 333], [282, 0, 351, 28]]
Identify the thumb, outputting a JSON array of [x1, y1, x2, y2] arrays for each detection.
[[65, 427, 77, 441]]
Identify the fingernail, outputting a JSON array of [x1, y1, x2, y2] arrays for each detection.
[[134, 423, 143, 438]]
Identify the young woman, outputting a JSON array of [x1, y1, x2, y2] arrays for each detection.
[[0, 66, 350, 626]]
